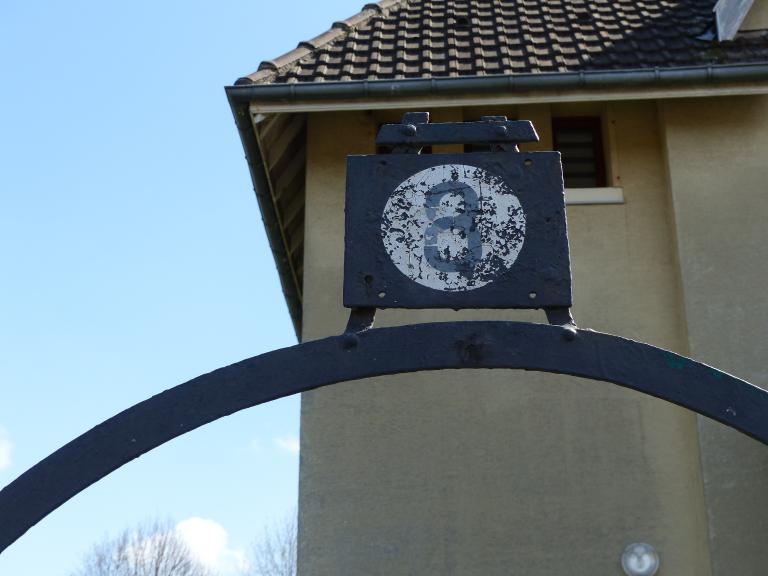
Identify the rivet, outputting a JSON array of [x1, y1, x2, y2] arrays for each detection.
[[402, 124, 417, 136], [342, 333, 359, 350], [562, 327, 577, 341], [496, 125, 508, 136]]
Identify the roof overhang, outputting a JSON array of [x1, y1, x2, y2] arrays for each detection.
[[226, 63, 768, 339]]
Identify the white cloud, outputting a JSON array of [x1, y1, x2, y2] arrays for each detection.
[[176, 517, 247, 575], [0, 428, 12, 471], [274, 436, 300, 454]]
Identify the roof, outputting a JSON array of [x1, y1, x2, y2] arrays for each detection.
[[228, 0, 768, 339], [237, 0, 768, 86]]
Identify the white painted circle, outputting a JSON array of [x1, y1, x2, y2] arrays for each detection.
[[381, 164, 525, 291]]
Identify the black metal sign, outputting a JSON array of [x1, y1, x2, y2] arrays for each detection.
[[344, 114, 571, 310]]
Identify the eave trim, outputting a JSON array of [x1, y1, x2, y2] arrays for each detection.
[[226, 94, 303, 340]]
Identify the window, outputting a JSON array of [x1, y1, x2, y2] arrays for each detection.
[[552, 117, 607, 188]]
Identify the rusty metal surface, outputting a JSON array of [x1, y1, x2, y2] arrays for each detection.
[[2, 320, 767, 554]]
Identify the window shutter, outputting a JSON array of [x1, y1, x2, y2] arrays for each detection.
[[552, 117, 607, 188]]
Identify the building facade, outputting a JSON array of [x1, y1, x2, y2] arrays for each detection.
[[227, 1, 768, 573]]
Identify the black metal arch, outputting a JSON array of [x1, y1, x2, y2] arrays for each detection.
[[2, 320, 767, 554]]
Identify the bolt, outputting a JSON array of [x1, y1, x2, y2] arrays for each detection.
[[562, 327, 577, 341], [402, 124, 417, 136]]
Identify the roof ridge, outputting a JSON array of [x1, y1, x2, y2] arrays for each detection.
[[234, 0, 405, 86]]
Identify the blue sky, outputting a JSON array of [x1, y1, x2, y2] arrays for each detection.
[[0, 0, 362, 573]]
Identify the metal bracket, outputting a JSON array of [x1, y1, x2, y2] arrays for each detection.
[[377, 111, 539, 152], [344, 306, 376, 335], [545, 306, 577, 339], [481, 115, 520, 153], [389, 112, 429, 154]]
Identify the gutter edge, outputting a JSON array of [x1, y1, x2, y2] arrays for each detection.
[[227, 63, 768, 102]]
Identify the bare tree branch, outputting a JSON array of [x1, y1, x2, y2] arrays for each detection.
[[69, 519, 215, 576], [246, 513, 296, 576]]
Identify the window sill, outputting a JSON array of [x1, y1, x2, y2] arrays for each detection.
[[565, 187, 624, 205]]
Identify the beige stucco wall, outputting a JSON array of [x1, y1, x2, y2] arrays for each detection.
[[742, 0, 768, 30], [298, 102, 710, 575], [661, 95, 768, 576]]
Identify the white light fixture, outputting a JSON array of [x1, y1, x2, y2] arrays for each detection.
[[621, 543, 660, 576]]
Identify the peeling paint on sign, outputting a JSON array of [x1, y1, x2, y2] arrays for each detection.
[[381, 164, 526, 291]]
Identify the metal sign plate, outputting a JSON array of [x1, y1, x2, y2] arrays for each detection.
[[344, 152, 571, 309]]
